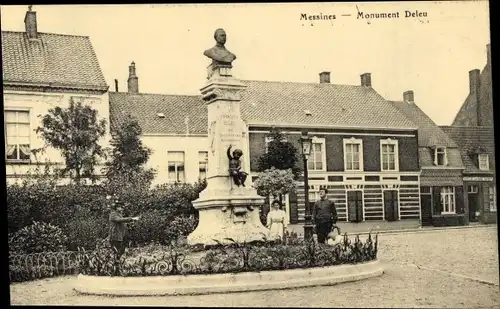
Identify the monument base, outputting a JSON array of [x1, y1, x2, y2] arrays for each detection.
[[187, 184, 268, 246]]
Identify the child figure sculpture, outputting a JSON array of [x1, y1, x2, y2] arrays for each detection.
[[227, 144, 247, 187]]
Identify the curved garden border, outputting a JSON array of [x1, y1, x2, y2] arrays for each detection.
[[73, 259, 384, 296]]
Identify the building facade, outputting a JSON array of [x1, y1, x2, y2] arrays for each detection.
[[389, 91, 466, 227], [441, 44, 496, 224], [109, 63, 209, 186], [3, 8, 110, 184], [111, 67, 422, 225]]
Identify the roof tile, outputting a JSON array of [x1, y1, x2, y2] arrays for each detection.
[[110, 80, 417, 134], [440, 126, 495, 174], [388, 100, 457, 147], [2, 31, 107, 90]]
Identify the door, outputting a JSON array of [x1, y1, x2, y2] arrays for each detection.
[[420, 195, 433, 226], [469, 194, 478, 221], [467, 185, 479, 222], [384, 190, 399, 221], [347, 190, 363, 222]]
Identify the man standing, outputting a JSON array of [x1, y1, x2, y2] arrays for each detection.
[[109, 198, 139, 257], [312, 188, 337, 244]]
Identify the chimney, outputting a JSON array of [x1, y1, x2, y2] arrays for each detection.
[[469, 69, 482, 126], [127, 62, 139, 93], [360, 73, 372, 87], [114, 79, 119, 92], [319, 71, 330, 84], [24, 5, 37, 39], [403, 90, 414, 103], [486, 44, 491, 65], [469, 69, 480, 95]]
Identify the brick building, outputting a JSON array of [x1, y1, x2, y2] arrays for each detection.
[[389, 92, 466, 227], [441, 44, 496, 224]]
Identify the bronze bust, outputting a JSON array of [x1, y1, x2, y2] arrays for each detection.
[[204, 28, 237, 68]]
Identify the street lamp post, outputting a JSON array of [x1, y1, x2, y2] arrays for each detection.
[[300, 131, 314, 242]]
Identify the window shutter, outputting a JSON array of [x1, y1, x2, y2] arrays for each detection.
[[432, 148, 437, 166], [455, 186, 464, 214], [444, 148, 449, 166], [432, 186, 441, 215], [288, 191, 298, 223], [483, 184, 490, 212]]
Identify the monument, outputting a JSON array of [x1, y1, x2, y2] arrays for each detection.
[[187, 29, 268, 246]]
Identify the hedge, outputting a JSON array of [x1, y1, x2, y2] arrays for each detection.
[[7, 176, 207, 254]]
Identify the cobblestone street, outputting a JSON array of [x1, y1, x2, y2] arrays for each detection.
[[10, 226, 499, 307]]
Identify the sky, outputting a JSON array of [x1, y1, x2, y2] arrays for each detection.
[[0, 2, 491, 125]]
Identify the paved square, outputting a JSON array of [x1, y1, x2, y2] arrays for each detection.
[[10, 226, 499, 307]]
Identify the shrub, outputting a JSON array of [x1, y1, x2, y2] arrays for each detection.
[[7, 179, 107, 236], [128, 211, 198, 247], [148, 181, 206, 216], [9, 221, 68, 255], [7, 176, 205, 249], [63, 209, 109, 251]]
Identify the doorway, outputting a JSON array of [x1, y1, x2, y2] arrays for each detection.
[[347, 190, 363, 222], [383, 190, 399, 221], [468, 185, 479, 222], [420, 186, 432, 226]]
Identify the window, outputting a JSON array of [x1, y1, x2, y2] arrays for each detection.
[[433, 146, 448, 166], [5, 110, 31, 161], [380, 139, 398, 171], [440, 187, 455, 214], [420, 186, 431, 194], [344, 138, 363, 171], [489, 186, 497, 212], [478, 154, 489, 171], [468, 185, 478, 194], [167, 151, 185, 183], [198, 151, 208, 179], [308, 137, 326, 171]]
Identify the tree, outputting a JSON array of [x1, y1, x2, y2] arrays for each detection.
[[252, 167, 297, 226], [257, 127, 302, 179], [252, 167, 297, 200], [104, 115, 154, 181], [36, 98, 107, 183], [103, 114, 156, 197]]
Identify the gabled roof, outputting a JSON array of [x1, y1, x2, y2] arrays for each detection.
[[109, 92, 206, 135], [240, 80, 416, 129], [388, 100, 458, 148], [2, 31, 108, 91], [110, 79, 417, 134], [440, 126, 495, 174]]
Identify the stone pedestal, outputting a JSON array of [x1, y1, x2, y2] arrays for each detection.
[[187, 66, 267, 246]]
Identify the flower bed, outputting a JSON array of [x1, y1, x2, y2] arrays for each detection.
[[78, 233, 378, 277], [9, 233, 378, 283]]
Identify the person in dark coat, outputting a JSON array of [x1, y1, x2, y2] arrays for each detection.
[[312, 188, 338, 244], [108, 198, 139, 257]]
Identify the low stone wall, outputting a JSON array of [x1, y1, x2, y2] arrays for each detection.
[[74, 259, 384, 296]]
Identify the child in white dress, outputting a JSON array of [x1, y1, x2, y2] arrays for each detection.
[[266, 200, 288, 241], [326, 225, 342, 246]]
